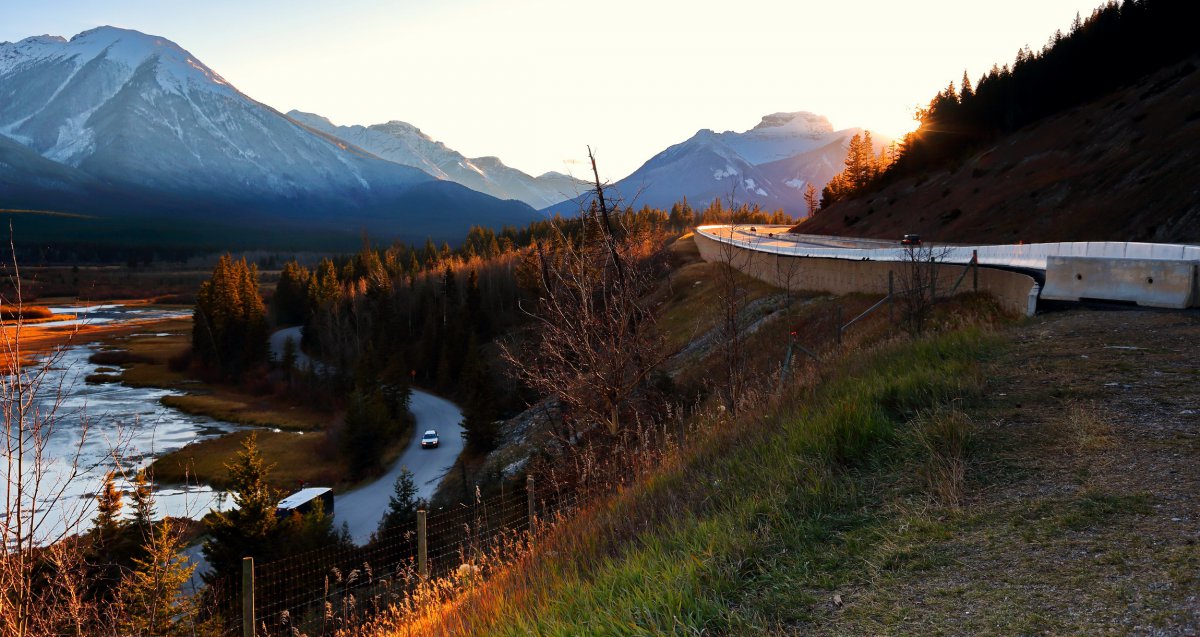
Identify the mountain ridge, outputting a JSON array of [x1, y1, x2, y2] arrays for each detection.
[[545, 112, 883, 215], [287, 109, 589, 209], [0, 26, 538, 247]]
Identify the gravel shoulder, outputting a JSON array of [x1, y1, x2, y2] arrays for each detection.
[[815, 308, 1199, 635]]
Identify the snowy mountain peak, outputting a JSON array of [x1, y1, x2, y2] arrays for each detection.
[[0, 26, 235, 96], [288, 110, 336, 129], [372, 120, 425, 136], [750, 111, 834, 135]]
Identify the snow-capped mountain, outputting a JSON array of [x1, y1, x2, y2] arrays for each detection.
[[547, 112, 883, 214], [0, 27, 536, 245], [289, 111, 588, 209]]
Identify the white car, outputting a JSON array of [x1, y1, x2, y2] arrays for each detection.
[[420, 430, 439, 449]]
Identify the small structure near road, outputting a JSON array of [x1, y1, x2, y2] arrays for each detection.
[[276, 487, 334, 519]]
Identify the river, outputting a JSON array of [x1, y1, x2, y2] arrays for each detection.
[[2, 305, 238, 544], [4, 309, 465, 548]]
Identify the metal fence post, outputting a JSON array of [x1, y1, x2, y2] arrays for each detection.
[[241, 557, 255, 637], [417, 509, 428, 579], [527, 475, 536, 530], [835, 306, 843, 345]]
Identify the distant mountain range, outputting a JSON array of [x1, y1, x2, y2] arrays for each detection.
[[546, 112, 885, 215], [0, 26, 877, 250], [288, 111, 590, 209], [0, 26, 537, 247]]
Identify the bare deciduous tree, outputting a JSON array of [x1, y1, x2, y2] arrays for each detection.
[[896, 242, 954, 335], [0, 246, 95, 637], [501, 148, 669, 437]]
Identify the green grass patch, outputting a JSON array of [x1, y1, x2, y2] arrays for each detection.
[[470, 328, 1001, 635]]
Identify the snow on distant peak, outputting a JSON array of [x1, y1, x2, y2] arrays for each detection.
[[1, 26, 236, 96], [749, 112, 834, 135]]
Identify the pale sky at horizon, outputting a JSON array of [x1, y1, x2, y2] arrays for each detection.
[[4, 0, 1106, 181]]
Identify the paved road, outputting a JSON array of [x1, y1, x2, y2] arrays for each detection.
[[335, 390, 464, 544], [268, 326, 465, 544]]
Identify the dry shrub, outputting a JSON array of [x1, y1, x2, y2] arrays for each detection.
[[0, 304, 54, 320]]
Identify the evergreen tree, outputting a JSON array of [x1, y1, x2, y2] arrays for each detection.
[[459, 336, 499, 453], [340, 391, 394, 479], [118, 516, 196, 636], [193, 255, 268, 378], [272, 260, 310, 325], [203, 434, 279, 582], [92, 471, 123, 551], [129, 468, 156, 538], [376, 468, 424, 537]]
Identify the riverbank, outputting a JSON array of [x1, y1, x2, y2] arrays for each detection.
[[88, 321, 353, 491], [0, 299, 184, 367]]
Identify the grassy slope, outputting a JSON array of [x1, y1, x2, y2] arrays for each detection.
[[378, 305, 1198, 635]]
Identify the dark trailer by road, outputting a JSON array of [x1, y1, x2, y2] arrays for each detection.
[[276, 487, 334, 519]]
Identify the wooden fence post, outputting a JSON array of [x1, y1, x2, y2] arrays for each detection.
[[417, 509, 428, 579], [888, 270, 894, 324], [242, 557, 255, 637], [972, 250, 979, 292]]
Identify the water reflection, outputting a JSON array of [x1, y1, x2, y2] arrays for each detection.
[[3, 306, 238, 543]]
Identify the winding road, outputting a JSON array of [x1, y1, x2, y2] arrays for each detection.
[[270, 327, 465, 544]]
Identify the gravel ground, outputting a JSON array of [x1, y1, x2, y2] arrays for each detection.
[[814, 308, 1199, 636]]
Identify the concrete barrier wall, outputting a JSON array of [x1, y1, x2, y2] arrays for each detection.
[[695, 232, 1039, 317], [1041, 256, 1199, 308], [697, 226, 1200, 271]]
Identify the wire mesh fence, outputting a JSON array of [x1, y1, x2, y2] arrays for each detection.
[[204, 477, 583, 636]]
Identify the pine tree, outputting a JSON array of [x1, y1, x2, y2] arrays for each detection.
[[460, 337, 499, 453], [118, 516, 196, 636], [129, 468, 156, 537], [193, 255, 269, 377], [272, 260, 310, 325], [93, 471, 123, 551], [203, 434, 279, 582], [376, 468, 423, 537]]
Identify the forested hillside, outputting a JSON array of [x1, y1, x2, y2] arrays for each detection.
[[798, 0, 1200, 243]]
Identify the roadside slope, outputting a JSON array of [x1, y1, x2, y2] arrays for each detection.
[[371, 307, 1198, 635]]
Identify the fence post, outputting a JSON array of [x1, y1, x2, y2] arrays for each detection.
[[835, 306, 843, 346], [417, 509, 428, 580], [888, 271, 894, 324], [241, 557, 255, 637], [972, 250, 978, 292], [527, 475, 536, 530]]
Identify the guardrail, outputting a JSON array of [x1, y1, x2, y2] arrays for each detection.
[[696, 225, 1200, 272]]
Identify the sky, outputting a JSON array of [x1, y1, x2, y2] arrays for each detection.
[[3, 0, 1106, 181]]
